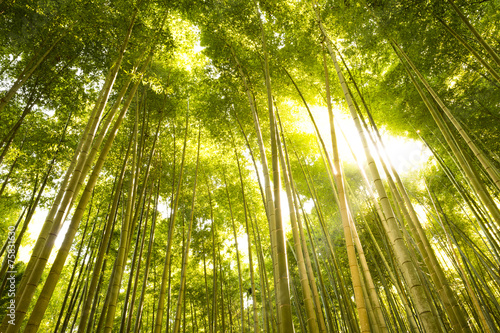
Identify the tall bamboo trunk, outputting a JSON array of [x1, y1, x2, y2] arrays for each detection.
[[234, 147, 261, 333], [78, 132, 133, 333], [61, 232, 99, 333], [316, 14, 442, 332], [2, 12, 139, 331], [329, 52, 389, 332], [343, 49, 469, 331], [320, 46, 372, 333], [257, 7, 294, 330], [125, 185, 153, 333], [119, 202, 146, 333], [134, 173, 160, 333], [205, 176, 218, 333], [172, 129, 201, 333], [22, 64, 143, 332], [290, 183, 329, 333], [252, 215, 274, 333], [53, 199, 95, 333], [297, 153, 359, 332], [229, 45, 280, 324], [219, 246, 226, 333], [224, 167, 246, 333], [119, 118, 160, 333], [425, 180, 492, 332], [351, 89, 466, 331], [101, 89, 142, 333], [154, 110, 190, 333], [275, 119, 319, 333]]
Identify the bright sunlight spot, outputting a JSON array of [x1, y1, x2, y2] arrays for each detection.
[[304, 103, 432, 175]]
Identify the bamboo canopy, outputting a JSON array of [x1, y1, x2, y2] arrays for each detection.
[[0, 0, 499, 332]]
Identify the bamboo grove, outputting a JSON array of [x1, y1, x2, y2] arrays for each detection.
[[0, 0, 499, 332]]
